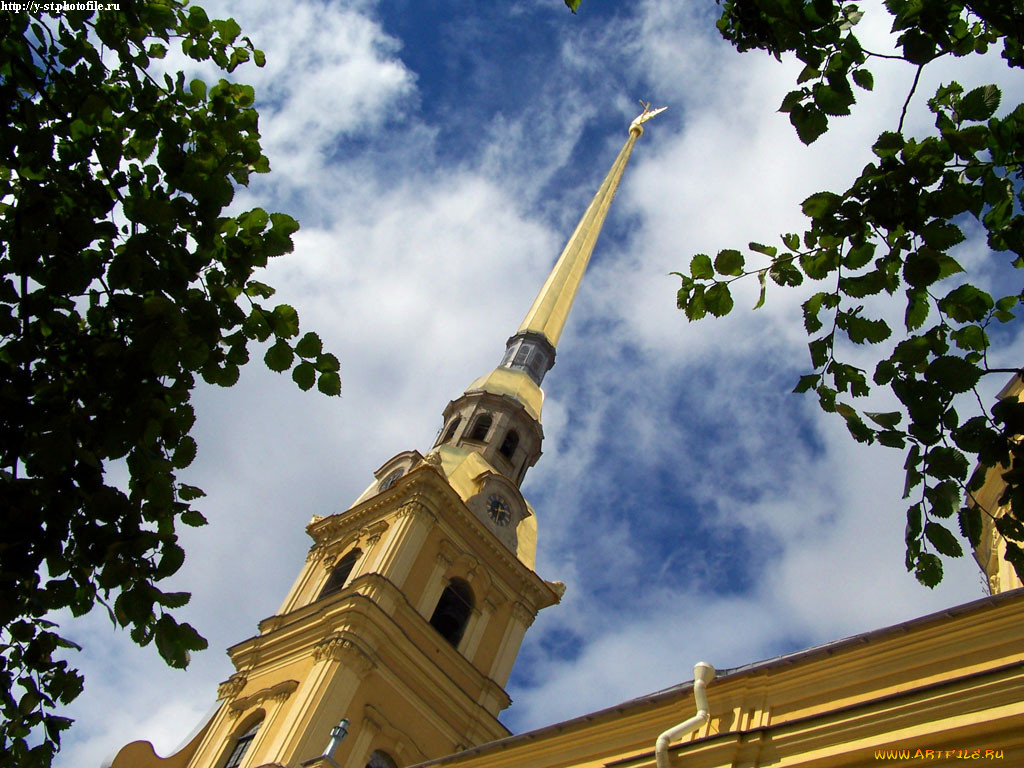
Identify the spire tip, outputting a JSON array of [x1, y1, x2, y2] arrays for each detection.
[[629, 101, 668, 136]]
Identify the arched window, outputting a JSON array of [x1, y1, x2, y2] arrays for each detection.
[[441, 417, 461, 443], [223, 715, 263, 768], [318, 549, 361, 600], [429, 578, 474, 647], [467, 414, 492, 442], [366, 750, 398, 768], [498, 429, 519, 459]]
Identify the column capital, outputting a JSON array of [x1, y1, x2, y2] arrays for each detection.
[[217, 672, 248, 701], [395, 499, 436, 523], [313, 634, 376, 678], [511, 601, 535, 628]]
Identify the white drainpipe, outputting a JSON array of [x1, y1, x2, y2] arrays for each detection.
[[654, 661, 715, 768]]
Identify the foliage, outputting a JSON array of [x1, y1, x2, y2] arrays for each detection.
[[670, 0, 1024, 587], [0, 4, 339, 765]]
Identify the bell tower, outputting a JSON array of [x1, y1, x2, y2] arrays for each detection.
[[109, 105, 664, 768]]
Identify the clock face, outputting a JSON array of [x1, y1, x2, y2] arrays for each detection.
[[486, 494, 511, 527], [378, 469, 403, 492]]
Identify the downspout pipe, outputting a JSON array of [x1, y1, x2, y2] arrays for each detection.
[[655, 662, 715, 768]]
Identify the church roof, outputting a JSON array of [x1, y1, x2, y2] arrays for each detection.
[[406, 587, 1024, 768]]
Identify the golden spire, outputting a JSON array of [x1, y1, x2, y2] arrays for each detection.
[[461, 104, 666, 427], [517, 103, 667, 348]]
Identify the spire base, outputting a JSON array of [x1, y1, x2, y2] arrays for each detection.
[[500, 331, 556, 385]]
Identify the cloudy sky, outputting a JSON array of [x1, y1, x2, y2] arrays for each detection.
[[56, 1, 1022, 766]]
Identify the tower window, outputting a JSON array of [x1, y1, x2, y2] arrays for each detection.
[[429, 578, 474, 647], [223, 717, 262, 768], [366, 751, 398, 768], [318, 549, 361, 600], [513, 344, 531, 367], [467, 414, 492, 442], [441, 417, 461, 443], [499, 430, 519, 459], [526, 347, 547, 380]]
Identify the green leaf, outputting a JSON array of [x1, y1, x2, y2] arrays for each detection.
[[270, 304, 300, 338], [171, 436, 197, 469], [905, 288, 930, 330], [919, 221, 964, 250], [852, 68, 874, 91], [180, 509, 208, 526], [925, 522, 963, 557], [872, 131, 904, 158], [939, 284, 994, 322], [926, 446, 969, 481], [317, 371, 342, 396], [903, 249, 942, 288], [714, 249, 744, 276], [704, 283, 734, 316], [157, 591, 191, 609], [684, 285, 707, 321], [958, 505, 982, 547], [797, 64, 821, 84], [295, 332, 323, 359], [802, 292, 827, 333], [794, 374, 820, 393], [754, 269, 768, 309], [802, 191, 842, 218], [843, 314, 891, 344], [790, 103, 829, 144], [178, 484, 207, 502], [925, 356, 981, 393], [900, 28, 937, 64], [315, 352, 341, 373], [264, 340, 294, 372], [951, 324, 987, 352], [292, 361, 316, 391], [925, 479, 960, 518], [957, 84, 1001, 121], [690, 253, 713, 279], [812, 83, 853, 116], [865, 411, 903, 429], [749, 242, 777, 257], [914, 552, 943, 587], [157, 543, 186, 579]]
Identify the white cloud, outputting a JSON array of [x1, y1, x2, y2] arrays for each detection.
[[51, 1, 1018, 765]]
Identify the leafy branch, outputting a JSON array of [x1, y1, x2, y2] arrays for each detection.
[[675, 0, 1024, 588], [0, 4, 340, 766]]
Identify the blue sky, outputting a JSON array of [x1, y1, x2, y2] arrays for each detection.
[[54, 1, 1022, 765]]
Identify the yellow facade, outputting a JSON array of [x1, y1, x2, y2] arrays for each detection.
[[111, 461, 561, 768], [110, 109, 1024, 768], [972, 376, 1024, 596], [405, 590, 1024, 768]]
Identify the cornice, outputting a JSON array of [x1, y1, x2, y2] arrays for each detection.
[[306, 466, 558, 611], [227, 679, 299, 713]]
